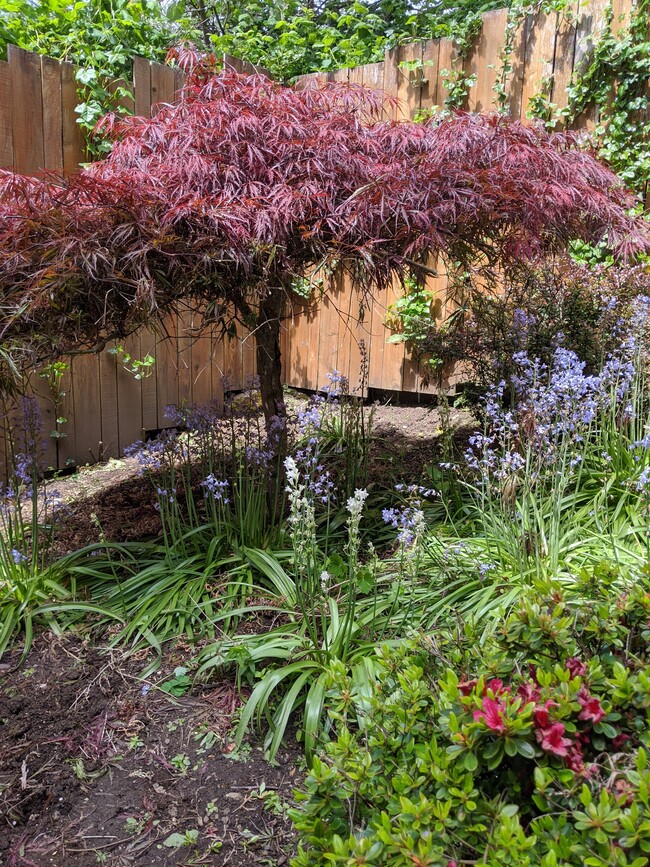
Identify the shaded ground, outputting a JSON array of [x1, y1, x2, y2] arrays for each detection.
[[0, 635, 300, 867]]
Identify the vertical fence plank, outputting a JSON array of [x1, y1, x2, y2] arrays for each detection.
[[0, 61, 13, 169], [41, 56, 63, 174], [133, 56, 152, 118], [396, 42, 423, 121], [99, 349, 119, 458], [177, 309, 194, 406], [550, 6, 579, 111], [466, 8, 509, 112], [504, 16, 529, 118], [140, 326, 159, 432], [116, 334, 144, 452], [190, 328, 214, 407], [519, 10, 561, 120], [61, 60, 86, 174], [150, 62, 176, 112], [572, 0, 610, 129], [317, 287, 343, 389], [419, 40, 441, 109], [9, 46, 44, 175], [56, 364, 77, 470], [71, 355, 102, 465], [435, 38, 461, 110], [156, 316, 180, 427], [25, 371, 59, 471]]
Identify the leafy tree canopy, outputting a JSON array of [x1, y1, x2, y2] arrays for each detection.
[[0, 48, 647, 428], [1, 0, 502, 83]]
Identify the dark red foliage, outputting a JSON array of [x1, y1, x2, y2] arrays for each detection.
[[0, 46, 648, 405]]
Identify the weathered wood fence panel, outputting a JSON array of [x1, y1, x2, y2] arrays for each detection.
[[0, 0, 641, 470]]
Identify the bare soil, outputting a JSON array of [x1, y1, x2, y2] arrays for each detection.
[[0, 635, 300, 867]]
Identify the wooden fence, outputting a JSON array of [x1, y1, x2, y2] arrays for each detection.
[[0, 0, 646, 470]]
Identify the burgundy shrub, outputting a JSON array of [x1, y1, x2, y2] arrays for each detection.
[[0, 45, 648, 425]]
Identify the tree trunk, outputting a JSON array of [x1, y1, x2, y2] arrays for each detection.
[[255, 289, 287, 456]]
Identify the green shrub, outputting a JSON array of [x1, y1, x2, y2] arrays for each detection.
[[290, 575, 650, 866]]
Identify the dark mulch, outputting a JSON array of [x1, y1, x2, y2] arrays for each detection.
[[0, 635, 300, 866]]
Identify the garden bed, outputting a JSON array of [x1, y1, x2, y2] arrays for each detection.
[[0, 633, 299, 866]]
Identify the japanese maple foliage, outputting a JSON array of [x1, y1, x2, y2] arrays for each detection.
[[0, 45, 648, 425]]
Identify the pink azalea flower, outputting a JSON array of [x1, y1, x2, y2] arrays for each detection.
[[532, 699, 558, 730], [578, 692, 605, 724], [537, 722, 572, 757], [459, 678, 478, 696], [473, 697, 506, 733], [517, 681, 541, 704], [566, 657, 587, 679], [485, 678, 508, 696], [566, 742, 585, 772]]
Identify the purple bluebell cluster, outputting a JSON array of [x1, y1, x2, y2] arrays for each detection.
[[292, 439, 335, 505], [124, 429, 183, 476], [296, 395, 325, 435], [394, 483, 438, 499], [201, 474, 230, 503], [636, 467, 650, 494], [11, 548, 27, 565], [382, 504, 425, 548], [322, 370, 348, 398], [511, 307, 536, 348], [466, 328, 645, 482]]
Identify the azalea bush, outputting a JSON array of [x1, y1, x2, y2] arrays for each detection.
[[290, 576, 650, 866]]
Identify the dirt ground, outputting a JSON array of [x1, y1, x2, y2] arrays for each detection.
[[0, 634, 300, 867]]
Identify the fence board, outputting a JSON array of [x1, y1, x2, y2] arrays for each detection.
[[572, 0, 610, 129], [504, 16, 529, 118], [99, 350, 119, 458], [116, 333, 143, 452], [396, 42, 423, 121], [419, 40, 441, 108], [519, 10, 558, 119], [41, 56, 63, 174], [156, 316, 180, 427], [61, 60, 86, 173], [0, 61, 13, 168], [25, 371, 58, 470], [550, 5, 579, 111], [434, 38, 460, 110], [55, 362, 77, 469], [150, 62, 176, 112], [9, 45, 44, 175], [140, 326, 159, 432], [466, 8, 509, 112], [70, 355, 102, 465], [133, 56, 152, 118]]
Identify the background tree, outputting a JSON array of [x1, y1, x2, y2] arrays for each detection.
[[0, 47, 648, 435]]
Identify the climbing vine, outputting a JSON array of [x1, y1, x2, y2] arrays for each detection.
[[494, 0, 650, 199]]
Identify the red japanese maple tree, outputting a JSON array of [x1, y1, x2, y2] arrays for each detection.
[[0, 46, 648, 428]]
